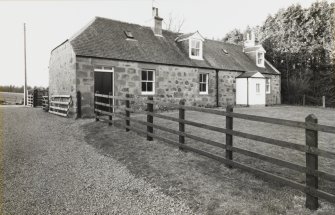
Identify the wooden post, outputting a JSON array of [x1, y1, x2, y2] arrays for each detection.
[[147, 96, 153, 141], [226, 105, 233, 168], [95, 91, 99, 121], [305, 114, 318, 210], [33, 89, 37, 107], [322, 96, 325, 108], [179, 99, 185, 150], [108, 92, 112, 126], [125, 94, 130, 132], [76, 91, 81, 118], [303, 94, 305, 106]]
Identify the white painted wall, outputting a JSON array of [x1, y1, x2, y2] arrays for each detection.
[[236, 78, 265, 106], [236, 78, 248, 105], [248, 78, 266, 105]]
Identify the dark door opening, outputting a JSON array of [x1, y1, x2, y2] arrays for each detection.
[[94, 71, 113, 112]]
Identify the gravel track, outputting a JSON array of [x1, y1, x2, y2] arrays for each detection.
[[2, 107, 194, 214]]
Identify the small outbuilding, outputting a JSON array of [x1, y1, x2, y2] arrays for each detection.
[[236, 71, 266, 106]]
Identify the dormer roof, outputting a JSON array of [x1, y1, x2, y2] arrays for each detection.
[[244, 45, 266, 53], [175, 31, 205, 42]]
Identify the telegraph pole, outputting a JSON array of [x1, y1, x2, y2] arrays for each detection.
[[24, 23, 27, 106]]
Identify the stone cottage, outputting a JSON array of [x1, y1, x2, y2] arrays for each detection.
[[49, 8, 281, 117]]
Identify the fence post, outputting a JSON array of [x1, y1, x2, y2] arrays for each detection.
[[305, 114, 318, 210], [95, 91, 99, 121], [33, 89, 38, 107], [76, 91, 81, 118], [226, 105, 233, 168], [147, 96, 153, 141], [108, 92, 112, 126], [303, 94, 305, 106], [179, 99, 185, 150], [125, 94, 130, 132], [322, 96, 325, 108]]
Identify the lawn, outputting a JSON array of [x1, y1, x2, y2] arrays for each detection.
[[83, 105, 335, 214]]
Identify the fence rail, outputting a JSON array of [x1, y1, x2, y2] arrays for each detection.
[[94, 92, 335, 209], [49, 95, 72, 117]]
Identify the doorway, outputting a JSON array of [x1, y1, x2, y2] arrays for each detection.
[[94, 68, 114, 112]]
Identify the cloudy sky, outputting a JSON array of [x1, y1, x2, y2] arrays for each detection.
[[0, 0, 324, 87]]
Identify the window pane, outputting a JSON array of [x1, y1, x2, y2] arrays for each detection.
[[191, 40, 196, 48], [199, 83, 203, 92], [203, 74, 207, 82], [147, 82, 153, 92], [199, 74, 203, 82], [195, 49, 199, 56], [203, 84, 207, 92], [142, 70, 147, 81], [195, 41, 200, 48], [191, 48, 196, 56], [148, 71, 153, 81], [142, 82, 147, 92]]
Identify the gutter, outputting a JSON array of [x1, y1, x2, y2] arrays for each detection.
[[75, 54, 248, 73]]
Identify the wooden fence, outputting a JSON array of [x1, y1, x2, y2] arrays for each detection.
[[27, 89, 48, 107], [49, 95, 72, 117], [94, 92, 335, 210]]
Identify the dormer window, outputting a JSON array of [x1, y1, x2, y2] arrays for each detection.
[[256, 51, 265, 67], [189, 39, 203, 60], [175, 31, 204, 60]]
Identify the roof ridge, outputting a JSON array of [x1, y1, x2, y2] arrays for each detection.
[[69, 17, 97, 41], [95, 16, 152, 29], [205, 38, 243, 47]]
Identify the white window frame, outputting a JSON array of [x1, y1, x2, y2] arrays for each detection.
[[265, 78, 271, 94], [141, 69, 155, 95], [256, 51, 265, 67], [199, 73, 209, 95], [189, 39, 203, 60], [256, 83, 260, 94]]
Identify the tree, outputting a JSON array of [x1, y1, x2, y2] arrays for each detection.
[[164, 13, 185, 33]]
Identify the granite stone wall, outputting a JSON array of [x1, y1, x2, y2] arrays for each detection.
[[75, 56, 281, 117], [217, 71, 242, 107], [49, 41, 77, 116], [76, 57, 222, 117], [264, 74, 281, 105]]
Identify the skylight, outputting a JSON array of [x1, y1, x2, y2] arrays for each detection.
[[124, 31, 134, 39], [222, 49, 228, 55]]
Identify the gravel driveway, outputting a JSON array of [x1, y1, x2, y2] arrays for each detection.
[[2, 106, 194, 214]]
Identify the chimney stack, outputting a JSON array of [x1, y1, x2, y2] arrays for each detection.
[[152, 7, 163, 36], [244, 31, 255, 48]]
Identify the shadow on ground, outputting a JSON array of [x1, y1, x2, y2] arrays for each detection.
[[81, 117, 335, 215]]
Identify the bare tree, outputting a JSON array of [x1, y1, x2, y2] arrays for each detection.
[[164, 13, 185, 33]]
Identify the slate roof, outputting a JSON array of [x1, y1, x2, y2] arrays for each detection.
[[67, 17, 280, 75], [236, 71, 264, 78]]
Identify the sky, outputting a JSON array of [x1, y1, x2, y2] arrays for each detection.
[[0, 0, 327, 87]]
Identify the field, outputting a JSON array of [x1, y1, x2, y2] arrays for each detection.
[[86, 105, 335, 214], [0, 92, 24, 105]]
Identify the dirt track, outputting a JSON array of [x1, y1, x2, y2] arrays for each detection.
[[2, 106, 194, 214]]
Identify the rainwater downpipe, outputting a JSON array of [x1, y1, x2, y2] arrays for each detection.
[[247, 77, 249, 107], [216, 70, 219, 107]]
